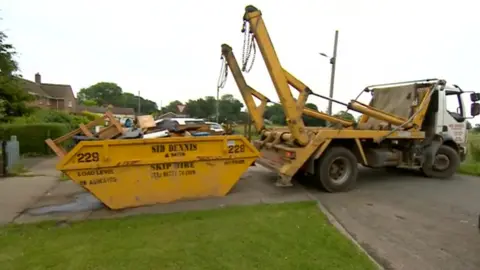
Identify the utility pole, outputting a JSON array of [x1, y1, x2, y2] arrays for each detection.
[[327, 30, 339, 116], [137, 91, 141, 115], [216, 86, 220, 122]]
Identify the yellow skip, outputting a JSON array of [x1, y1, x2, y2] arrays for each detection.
[[56, 135, 259, 210]]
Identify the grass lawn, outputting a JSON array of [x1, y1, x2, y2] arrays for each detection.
[[0, 202, 376, 270], [458, 132, 480, 176]]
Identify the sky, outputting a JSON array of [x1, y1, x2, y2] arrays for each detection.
[[1, 0, 480, 121]]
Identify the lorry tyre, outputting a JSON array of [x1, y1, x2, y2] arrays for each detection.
[[315, 146, 358, 192], [421, 145, 460, 179]]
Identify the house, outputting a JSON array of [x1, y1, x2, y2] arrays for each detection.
[[156, 112, 188, 119], [20, 73, 136, 118], [21, 73, 76, 112]]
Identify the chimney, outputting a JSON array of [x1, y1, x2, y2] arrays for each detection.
[[35, 73, 41, 84]]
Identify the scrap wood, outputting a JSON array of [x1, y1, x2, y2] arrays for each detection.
[[45, 111, 124, 157], [137, 115, 156, 130]]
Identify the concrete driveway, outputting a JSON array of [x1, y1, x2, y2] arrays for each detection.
[[308, 167, 480, 270]]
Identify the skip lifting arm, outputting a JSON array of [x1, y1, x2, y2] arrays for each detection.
[[243, 5, 441, 134], [220, 44, 354, 131], [221, 44, 269, 133], [243, 5, 309, 146]]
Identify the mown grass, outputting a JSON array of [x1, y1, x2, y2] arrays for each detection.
[[0, 202, 376, 270], [458, 132, 480, 176]]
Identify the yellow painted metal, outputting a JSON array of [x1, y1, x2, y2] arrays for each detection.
[[243, 6, 309, 146], [56, 135, 260, 210], [356, 85, 433, 131], [411, 86, 433, 129], [254, 128, 425, 180], [349, 100, 412, 128], [355, 138, 368, 166], [221, 44, 268, 133], [221, 44, 354, 130], [235, 5, 439, 188]]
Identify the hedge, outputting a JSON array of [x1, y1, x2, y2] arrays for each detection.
[[0, 123, 70, 155]]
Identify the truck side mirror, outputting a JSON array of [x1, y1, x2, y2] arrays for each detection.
[[471, 103, 480, 116], [470, 93, 480, 102]]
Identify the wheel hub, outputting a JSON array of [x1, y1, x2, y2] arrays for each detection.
[[328, 157, 351, 185], [433, 154, 450, 171]]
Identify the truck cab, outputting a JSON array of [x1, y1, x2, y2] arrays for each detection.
[[431, 84, 479, 162]]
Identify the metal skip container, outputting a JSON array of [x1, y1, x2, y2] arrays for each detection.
[[56, 135, 259, 210]]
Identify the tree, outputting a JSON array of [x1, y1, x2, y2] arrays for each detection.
[[466, 121, 472, 130], [303, 103, 326, 126], [77, 82, 158, 114], [162, 100, 183, 114], [333, 110, 355, 122], [265, 103, 285, 125], [77, 82, 123, 106], [474, 124, 480, 133], [139, 98, 158, 114], [120, 92, 158, 114], [0, 30, 33, 120], [218, 94, 243, 122], [264, 103, 327, 126], [185, 96, 216, 120], [82, 99, 97, 106], [160, 95, 244, 123]]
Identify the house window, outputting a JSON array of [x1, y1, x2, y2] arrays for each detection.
[[68, 101, 73, 108]]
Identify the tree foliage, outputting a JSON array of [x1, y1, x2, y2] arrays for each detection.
[[333, 110, 356, 122], [160, 94, 244, 122], [303, 103, 327, 126], [262, 103, 326, 126], [0, 30, 33, 120], [77, 82, 158, 114]]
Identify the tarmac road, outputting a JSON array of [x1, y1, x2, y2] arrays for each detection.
[[307, 167, 480, 270]]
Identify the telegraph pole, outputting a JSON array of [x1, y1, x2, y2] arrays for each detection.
[[327, 30, 339, 116], [137, 91, 141, 115], [216, 87, 220, 122]]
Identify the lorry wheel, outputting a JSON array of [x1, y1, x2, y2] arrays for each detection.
[[315, 146, 358, 192], [421, 145, 460, 179]]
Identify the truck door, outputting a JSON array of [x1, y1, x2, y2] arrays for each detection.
[[443, 90, 467, 144]]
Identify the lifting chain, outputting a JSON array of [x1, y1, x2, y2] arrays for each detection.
[[241, 20, 256, 73], [217, 55, 228, 89]]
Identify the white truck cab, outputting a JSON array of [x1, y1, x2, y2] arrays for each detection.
[[360, 79, 480, 178], [434, 83, 480, 161]]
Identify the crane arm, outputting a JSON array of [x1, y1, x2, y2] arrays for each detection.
[[242, 5, 432, 132], [243, 5, 309, 145], [221, 44, 269, 133], [221, 44, 354, 129]]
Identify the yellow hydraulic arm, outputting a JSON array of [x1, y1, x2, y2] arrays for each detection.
[[242, 5, 431, 133], [243, 5, 310, 146], [220, 44, 269, 133], [220, 44, 354, 131]]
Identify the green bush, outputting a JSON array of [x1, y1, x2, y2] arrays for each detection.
[[469, 141, 480, 162], [0, 123, 69, 155], [80, 110, 102, 121], [10, 109, 90, 129]]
